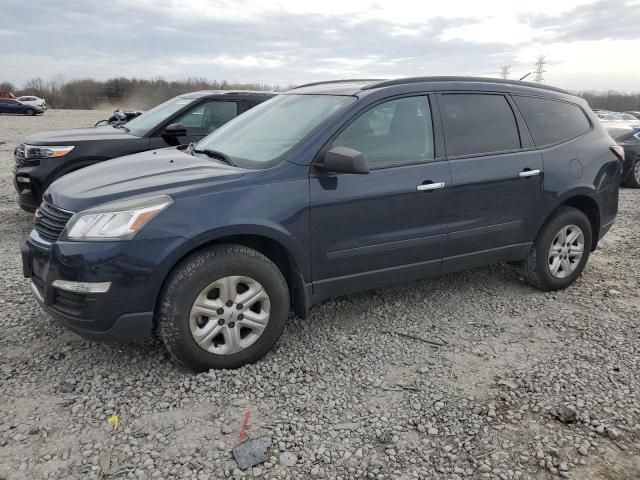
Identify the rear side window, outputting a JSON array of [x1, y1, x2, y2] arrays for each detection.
[[439, 94, 521, 157], [513, 96, 591, 147]]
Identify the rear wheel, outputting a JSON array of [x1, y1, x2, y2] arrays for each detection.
[[158, 245, 289, 371], [520, 206, 592, 291], [623, 156, 640, 188]]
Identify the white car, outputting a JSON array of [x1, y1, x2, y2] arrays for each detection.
[[17, 96, 47, 110]]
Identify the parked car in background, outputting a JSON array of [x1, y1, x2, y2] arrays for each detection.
[[0, 91, 17, 99], [624, 111, 640, 119], [17, 96, 47, 110], [597, 112, 640, 131], [13, 90, 275, 211], [20, 77, 621, 371], [0, 98, 44, 116], [615, 130, 640, 188]]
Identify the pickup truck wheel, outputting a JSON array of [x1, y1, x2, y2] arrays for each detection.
[[623, 156, 640, 188], [157, 245, 289, 371], [520, 206, 592, 291]]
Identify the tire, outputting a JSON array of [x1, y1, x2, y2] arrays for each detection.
[[26, 109, 35, 116], [520, 206, 592, 291], [622, 156, 640, 189], [157, 244, 290, 371]]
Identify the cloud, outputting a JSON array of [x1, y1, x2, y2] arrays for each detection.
[[521, 0, 640, 42], [0, 0, 638, 90]]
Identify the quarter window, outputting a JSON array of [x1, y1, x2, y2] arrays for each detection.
[[513, 96, 591, 147], [439, 94, 521, 157], [332, 96, 434, 168]]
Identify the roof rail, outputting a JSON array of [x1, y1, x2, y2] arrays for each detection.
[[292, 79, 385, 90], [362, 76, 571, 95]]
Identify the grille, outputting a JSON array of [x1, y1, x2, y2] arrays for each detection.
[[34, 202, 74, 243]]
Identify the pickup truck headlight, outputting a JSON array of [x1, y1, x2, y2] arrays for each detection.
[[62, 195, 173, 241], [24, 144, 75, 159]]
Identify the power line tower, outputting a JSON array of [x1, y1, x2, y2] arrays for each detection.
[[500, 65, 511, 79], [534, 56, 546, 83]]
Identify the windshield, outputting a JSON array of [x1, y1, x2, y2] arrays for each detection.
[[195, 94, 356, 169], [124, 96, 195, 136]]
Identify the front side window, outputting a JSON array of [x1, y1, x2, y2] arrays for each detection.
[[514, 96, 591, 147], [331, 96, 434, 168], [196, 94, 355, 169], [439, 94, 521, 157], [124, 96, 196, 136], [175, 101, 238, 136]]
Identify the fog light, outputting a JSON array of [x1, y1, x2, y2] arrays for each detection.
[[51, 280, 111, 293], [16, 177, 31, 183]]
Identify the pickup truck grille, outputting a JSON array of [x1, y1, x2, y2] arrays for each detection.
[[34, 202, 74, 243]]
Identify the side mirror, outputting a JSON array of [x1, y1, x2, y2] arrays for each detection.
[[162, 123, 187, 137], [316, 147, 369, 174]]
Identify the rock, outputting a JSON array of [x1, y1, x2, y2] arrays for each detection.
[[60, 382, 75, 393], [552, 406, 577, 424], [607, 428, 620, 440], [279, 452, 297, 467], [221, 424, 233, 434], [427, 428, 439, 435], [578, 446, 589, 456], [477, 464, 492, 473]]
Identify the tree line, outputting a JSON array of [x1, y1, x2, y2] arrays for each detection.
[[1, 77, 639, 112], [0, 77, 279, 110]]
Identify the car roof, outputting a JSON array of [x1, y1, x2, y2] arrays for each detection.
[[288, 76, 574, 98], [180, 90, 276, 100]]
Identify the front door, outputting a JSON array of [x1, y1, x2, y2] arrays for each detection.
[[436, 92, 544, 270], [309, 95, 451, 297], [150, 100, 240, 148]]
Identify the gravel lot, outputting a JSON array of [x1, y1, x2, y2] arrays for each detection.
[[1, 110, 639, 480]]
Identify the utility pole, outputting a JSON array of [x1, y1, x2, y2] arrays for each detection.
[[500, 65, 511, 79], [534, 56, 546, 83]]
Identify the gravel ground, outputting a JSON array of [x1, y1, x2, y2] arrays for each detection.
[[1, 110, 639, 480]]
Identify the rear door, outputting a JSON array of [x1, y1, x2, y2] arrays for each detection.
[[437, 92, 543, 270], [309, 94, 451, 296]]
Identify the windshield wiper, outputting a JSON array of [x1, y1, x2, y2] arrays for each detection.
[[193, 148, 235, 166], [116, 124, 131, 133]]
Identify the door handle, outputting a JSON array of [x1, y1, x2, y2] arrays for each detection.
[[519, 169, 541, 178], [416, 182, 445, 191]]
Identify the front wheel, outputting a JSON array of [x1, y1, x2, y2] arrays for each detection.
[[623, 156, 640, 189], [26, 109, 35, 116], [520, 206, 592, 291], [157, 245, 290, 371]]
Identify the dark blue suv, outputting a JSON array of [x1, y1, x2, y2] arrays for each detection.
[[21, 77, 622, 371]]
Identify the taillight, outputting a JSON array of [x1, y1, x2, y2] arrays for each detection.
[[610, 145, 625, 162]]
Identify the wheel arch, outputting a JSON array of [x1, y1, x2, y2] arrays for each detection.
[[544, 193, 601, 251], [157, 228, 310, 321]]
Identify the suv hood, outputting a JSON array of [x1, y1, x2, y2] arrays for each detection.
[[24, 125, 137, 145], [45, 147, 245, 213]]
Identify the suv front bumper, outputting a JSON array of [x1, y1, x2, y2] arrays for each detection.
[[21, 234, 184, 342]]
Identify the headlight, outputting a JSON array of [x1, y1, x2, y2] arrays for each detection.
[[24, 144, 75, 159], [62, 195, 173, 241]]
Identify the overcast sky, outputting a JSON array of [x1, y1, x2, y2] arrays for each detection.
[[1, 0, 639, 92]]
